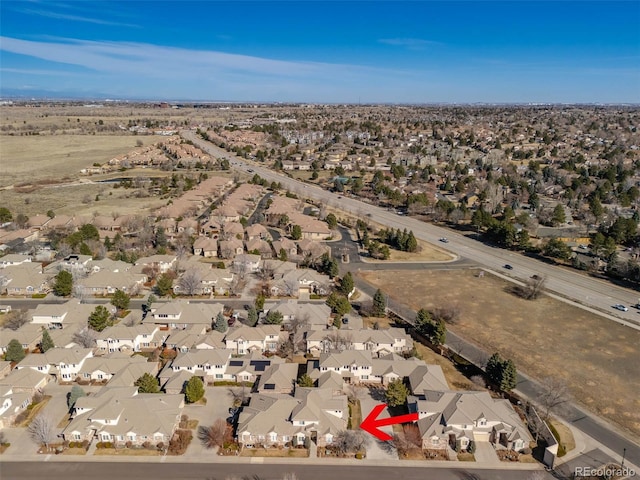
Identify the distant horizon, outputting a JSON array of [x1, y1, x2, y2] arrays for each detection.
[[1, 1, 639, 104]]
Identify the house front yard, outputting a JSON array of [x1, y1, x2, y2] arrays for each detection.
[[239, 447, 309, 457]]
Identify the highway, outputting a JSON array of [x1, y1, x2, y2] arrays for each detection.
[[184, 130, 640, 329]]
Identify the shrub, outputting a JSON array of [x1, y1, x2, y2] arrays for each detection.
[[168, 429, 193, 455], [156, 442, 165, 451], [143, 441, 152, 450], [125, 441, 132, 448], [105, 442, 113, 449], [355, 452, 364, 459], [82, 440, 89, 450], [96, 442, 104, 449]]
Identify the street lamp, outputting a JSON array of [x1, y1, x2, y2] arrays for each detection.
[[622, 447, 626, 468]]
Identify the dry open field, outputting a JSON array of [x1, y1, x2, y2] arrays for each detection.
[[358, 268, 640, 440], [0, 134, 152, 187]]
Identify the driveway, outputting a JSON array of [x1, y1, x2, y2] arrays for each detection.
[[474, 441, 500, 464], [181, 386, 236, 457], [359, 393, 398, 461]]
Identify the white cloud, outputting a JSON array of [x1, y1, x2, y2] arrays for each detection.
[[378, 38, 442, 48]]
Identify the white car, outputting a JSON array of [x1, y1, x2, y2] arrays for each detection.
[[613, 304, 628, 312], [439, 237, 449, 243]]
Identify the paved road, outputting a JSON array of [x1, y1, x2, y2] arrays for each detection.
[[0, 461, 551, 480], [184, 130, 640, 328], [351, 277, 640, 471]]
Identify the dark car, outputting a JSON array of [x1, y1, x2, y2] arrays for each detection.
[[503, 264, 513, 270]]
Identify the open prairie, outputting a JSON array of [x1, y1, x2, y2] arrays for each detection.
[[358, 268, 640, 440]]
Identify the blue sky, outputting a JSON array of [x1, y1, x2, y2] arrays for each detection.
[[1, 1, 639, 103]]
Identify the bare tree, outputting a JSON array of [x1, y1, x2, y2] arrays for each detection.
[[28, 414, 55, 448], [72, 327, 97, 348], [227, 275, 247, 297], [177, 268, 203, 296], [256, 263, 275, 282], [197, 418, 227, 449], [517, 275, 547, 300], [538, 377, 571, 420], [333, 430, 370, 455], [322, 330, 353, 353], [470, 375, 486, 389], [3, 309, 29, 331], [343, 384, 366, 403], [228, 385, 249, 407], [431, 304, 461, 325], [288, 313, 309, 354]]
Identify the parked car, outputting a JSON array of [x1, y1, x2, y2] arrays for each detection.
[[503, 264, 513, 270], [612, 304, 628, 312], [439, 237, 449, 243]]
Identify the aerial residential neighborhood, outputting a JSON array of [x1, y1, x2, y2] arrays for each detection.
[[1, 2, 639, 480]]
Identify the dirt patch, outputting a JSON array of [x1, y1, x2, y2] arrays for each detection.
[[357, 269, 640, 440]]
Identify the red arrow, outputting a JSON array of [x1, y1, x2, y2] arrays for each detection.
[[360, 403, 419, 441]]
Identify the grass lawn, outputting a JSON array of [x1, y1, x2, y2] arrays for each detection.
[[357, 268, 640, 440], [94, 448, 161, 456], [549, 419, 576, 454], [457, 452, 476, 461], [62, 447, 87, 455], [16, 396, 52, 427], [349, 400, 362, 429], [240, 448, 309, 457]]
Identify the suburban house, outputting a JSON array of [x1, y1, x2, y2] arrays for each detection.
[[14, 347, 94, 382], [145, 301, 224, 330], [0, 254, 32, 268], [244, 239, 273, 258], [193, 237, 218, 257], [0, 323, 42, 354], [62, 386, 184, 447], [0, 367, 50, 394], [225, 353, 286, 384], [237, 387, 348, 448], [233, 254, 261, 274], [255, 363, 299, 394], [269, 269, 330, 298], [44, 254, 92, 276], [306, 327, 413, 356], [224, 325, 285, 355], [218, 239, 244, 259], [0, 262, 51, 296], [271, 238, 298, 259], [164, 325, 208, 352], [96, 324, 166, 353], [30, 299, 95, 329], [268, 300, 332, 327], [245, 224, 271, 242], [412, 390, 532, 453], [135, 255, 177, 274], [78, 352, 149, 383], [0, 385, 31, 428], [169, 349, 232, 383], [307, 351, 374, 384], [76, 270, 146, 297]]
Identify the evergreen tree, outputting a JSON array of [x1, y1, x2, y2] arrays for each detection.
[[485, 352, 503, 386], [385, 379, 409, 407], [340, 272, 354, 296], [214, 312, 227, 333], [264, 310, 284, 325], [551, 204, 566, 226], [40, 329, 55, 353], [297, 373, 314, 387], [372, 289, 386, 316], [500, 359, 518, 392], [134, 373, 160, 393], [278, 248, 288, 262], [247, 306, 258, 326], [291, 224, 302, 240], [156, 274, 174, 296], [111, 289, 130, 311], [53, 270, 73, 297], [431, 319, 447, 347], [5, 339, 26, 363], [88, 305, 110, 332], [67, 385, 86, 409], [325, 213, 338, 229], [255, 293, 265, 311], [79, 242, 92, 256], [184, 376, 205, 403], [415, 308, 432, 335], [406, 231, 418, 253]]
